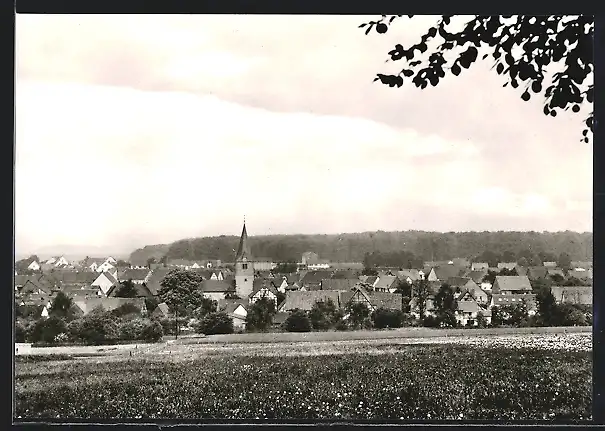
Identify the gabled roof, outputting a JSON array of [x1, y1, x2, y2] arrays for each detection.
[[321, 279, 359, 291], [278, 290, 341, 312], [471, 262, 489, 270], [218, 298, 249, 312], [119, 268, 151, 281], [396, 269, 422, 281], [331, 270, 360, 280], [299, 270, 334, 285], [571, 261, 592, 269], [468, 270, 488, 284], [497, 262, 518, 270], [251, 279, 279, 297], [446, 276, 472, 288], [567, 269, 593, 280], [144, 267, 173, 295], [364, 276, 379, 286], [433, 265, 465, 281], [73, 297, 146, 315], [547, 268, 565, 277], [199, 280, 234, 293], [493, 276, 532, 293], [374, 275, 398, 290]]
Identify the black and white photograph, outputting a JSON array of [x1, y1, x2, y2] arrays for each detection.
[[14, 13, 593, 422]]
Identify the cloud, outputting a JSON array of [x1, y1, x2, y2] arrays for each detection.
[[15, 15, 593, 253]]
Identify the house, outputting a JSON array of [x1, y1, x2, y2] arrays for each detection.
[[550, 286, 592, 306], [492, 276, 533, 295], [218, 300, 249, 330], [543, 261, 557, 268], [447, 277, 489, 305], [64, 286, 102, 298], [96, 259, 116, 274], [433, 265, 466, 281], [471, 262, 489, 271], [497, 262, 517, 271], [571, 261, 592, 270], [359, 275, 379, 288], [340, 286, 403, 312], [567, 269, 593, 281], [373, 275, 399, 293], [456, 290, 492, 326], [45, 270, 98, 291], [547, 268, 566, 279], [118, 268, 151, 284], [249, 280, 279, 306], [490, 293, 537, 316], [278, 290, 342, 312], [27, 259, 41, 271], [331, 270, 361, 280], [468, 269, 488, 285], [91, 272, 120, 296], [321, 279, 359, 292], [307, 261, 331, 270], [299, 270, 334, 290], [73, 297, 147, 316], [254, 258, 276, 272], [45, 256, 70, 267], [150, 302, 171, 319], [198, 280, 234, 302], [143, 267, 173, 296], [396, 269, 422, 285]]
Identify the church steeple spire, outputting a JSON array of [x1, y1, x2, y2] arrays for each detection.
[[235, 220, 251, 260]]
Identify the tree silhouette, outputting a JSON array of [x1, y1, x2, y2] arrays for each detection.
[[360, 15, 593, 142]]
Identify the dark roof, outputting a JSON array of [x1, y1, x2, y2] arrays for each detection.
[[468, 270, 488, 284], [330, 270, 360, 280], [278, 290, 341, 312], [218, 298, 249, 312], [199, 280, 234, 293], [527, 266, 548, 279], [433, 265, 465, 280], [364, 276, 379, 285], [321, 279, 359, 291], [446, 277, 472, 288], [119, 268, 151, 281], [300, 270, 334, 285], [374, 275, 398, 290], [235, 223, 252, 260], [493, 276, 533, 293], [144, 268, 173, 295], [73, 297, 146, 315]]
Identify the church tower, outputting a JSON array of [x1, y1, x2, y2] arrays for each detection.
[[235, 221, 254, 298]]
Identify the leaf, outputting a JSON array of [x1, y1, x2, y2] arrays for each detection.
[[402, 69, 414, 77], [409, 60, 422, 67], [531, 81, 542, 93], [359, 23, 367, 28], [376, 23, 388, 34], [521, 90, 531, 101], [451, 63, 461, 76], [482, 54, 489, 60], [496, 63, 504, 74], [365, 26, 372, 35], [572, 105, 580, 113]]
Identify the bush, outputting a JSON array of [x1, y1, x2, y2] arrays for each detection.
[[372, 308, 404, 329], [15, 321, 26, 343], [111, 303, 143, 319], [140, 319, 164, 342], [157, 317, 189, 335], [196, 312, 234, 335], [118, 319, 148, 340], [334, 318, 349, 331], [67, 312, 119, 344], [29, 316, 68, 343], [422, 315, 440, 328], [284, 309, 312, 332]]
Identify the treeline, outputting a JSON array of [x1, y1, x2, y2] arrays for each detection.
[[129, 230, 592, 265]]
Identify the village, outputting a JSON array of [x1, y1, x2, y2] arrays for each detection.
[[14, 222, 593, 337]]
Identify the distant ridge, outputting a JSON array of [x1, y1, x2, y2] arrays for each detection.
[[128, 230, 593, 266]]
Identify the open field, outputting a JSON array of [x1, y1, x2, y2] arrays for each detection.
[[15, 331, 592, 421]]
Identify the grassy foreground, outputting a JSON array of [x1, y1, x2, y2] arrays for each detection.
[[15, 341, 591, 421]]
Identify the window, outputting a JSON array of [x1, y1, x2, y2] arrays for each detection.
[[242, 263, 248, 270], [244, 278, 248, 282]]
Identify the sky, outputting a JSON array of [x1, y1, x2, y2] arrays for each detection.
[[15, 14, 593, 256]]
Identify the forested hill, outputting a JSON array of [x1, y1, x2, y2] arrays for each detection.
[[129, 231, 592, 266]]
